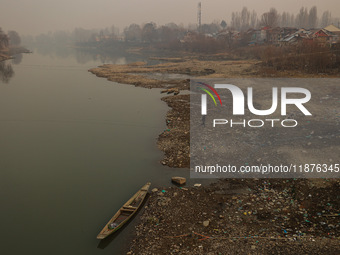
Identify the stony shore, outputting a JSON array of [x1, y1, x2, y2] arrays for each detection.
[[128, 179, 339, 254], [89, 53, 339, 254], [89, 56, 339, 169]]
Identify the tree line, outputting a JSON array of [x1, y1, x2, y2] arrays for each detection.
[[231, 6, 336, 31], [27, 6, 340, 46]]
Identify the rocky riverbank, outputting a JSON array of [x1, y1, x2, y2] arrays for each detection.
[[127, 178, 339, 254], [89, 56, 339, 169], [89, 54, 340, 254]]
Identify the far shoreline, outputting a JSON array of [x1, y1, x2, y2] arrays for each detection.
[[0, 46, 31, 62]]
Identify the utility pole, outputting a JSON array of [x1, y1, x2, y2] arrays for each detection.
[[198, 2, 202, 33]]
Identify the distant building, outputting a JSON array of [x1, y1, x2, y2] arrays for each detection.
[[324, 25, 340, 35], [313, 28, 339, 45], [279, 29, 313, 46]]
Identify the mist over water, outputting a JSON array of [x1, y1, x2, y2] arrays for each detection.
[[1, 0, 340, 253], [0, 46, 195, 255]]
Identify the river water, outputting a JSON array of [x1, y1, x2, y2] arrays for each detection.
[[0, 48, 192, 254]]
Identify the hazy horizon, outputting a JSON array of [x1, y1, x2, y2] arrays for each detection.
[[1, 0, 340, 36]]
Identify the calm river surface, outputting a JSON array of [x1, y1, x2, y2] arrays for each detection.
[[0, 48, 192, 254]]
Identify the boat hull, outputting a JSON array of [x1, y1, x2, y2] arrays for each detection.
[[97, 182, 151, 239]]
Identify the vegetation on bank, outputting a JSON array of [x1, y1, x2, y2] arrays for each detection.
[[0, 27, 28, 62]]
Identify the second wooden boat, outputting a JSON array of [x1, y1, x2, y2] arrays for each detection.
[[97, 182, 151, 239]]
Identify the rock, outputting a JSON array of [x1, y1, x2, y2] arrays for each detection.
[[157, 197, 171, 207], [152, 188, 158, 193], [203, 220, 210, 227], [172, 176, 186, 185]]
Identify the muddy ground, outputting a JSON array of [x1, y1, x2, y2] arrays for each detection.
[[128, 179, 339, 254], [89, 53, 339, 254]]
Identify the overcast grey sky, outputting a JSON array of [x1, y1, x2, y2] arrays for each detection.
[[1, 0, 339, 35]]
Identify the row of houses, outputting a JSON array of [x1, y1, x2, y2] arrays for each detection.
[[233, 24, 340, 46], [91, 24, 340, 49]]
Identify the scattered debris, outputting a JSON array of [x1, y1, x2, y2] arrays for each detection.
[[203, 220, 210, 227], [129, 179, 340, 254]]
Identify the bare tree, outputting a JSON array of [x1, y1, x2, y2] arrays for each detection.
[[231, 7, 258, 31], [159, 25, 181, 42], [72, 28, 96, 43], [308, 6, 318, 28], [289, 13, 295, 27], [281, 12, 289, 27], [240, 7, 250, 30], [142, 22, 157, 43], [250, 11, 258, 28], [231, 12, 241, 30], [124, 24, 142, 42], [261, 8, 279, 27], [110, 25, 119, 37], [165, 23, 179, 30], [296, 7, 309, 28], [320, 11, 332, 27], [8, 30, 21, 45]]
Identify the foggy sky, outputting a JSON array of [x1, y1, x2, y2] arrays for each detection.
[[1, 0, 340, 35]]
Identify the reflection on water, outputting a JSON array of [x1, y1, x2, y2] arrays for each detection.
[[29, 44, 136, 65], [12, 53, 23, 65], [26, 43, 163, 66], [1, 44, 137, 84], [0, 46, 198, 255], [0, 53, 23, 84], [0, 61, 14, 83]]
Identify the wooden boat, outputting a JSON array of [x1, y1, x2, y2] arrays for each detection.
[[97, 182, 151, 239]]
